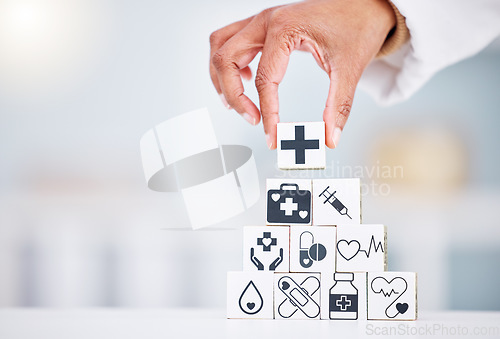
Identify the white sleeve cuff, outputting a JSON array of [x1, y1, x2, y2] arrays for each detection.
[[359, 0, 500, 105]]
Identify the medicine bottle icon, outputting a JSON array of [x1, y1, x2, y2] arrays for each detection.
[[329, 272, 358, 320]]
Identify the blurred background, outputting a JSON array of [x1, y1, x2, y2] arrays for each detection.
[[0, 0, 499, 311]]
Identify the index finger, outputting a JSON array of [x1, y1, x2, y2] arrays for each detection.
[[255, 32, 291, 149], [209, 16, 254, 96]]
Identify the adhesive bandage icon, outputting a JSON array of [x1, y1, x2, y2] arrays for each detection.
[[277, 275, 320, 319]]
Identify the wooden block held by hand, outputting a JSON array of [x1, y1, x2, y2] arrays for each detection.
[[277, 122, 326, 170]]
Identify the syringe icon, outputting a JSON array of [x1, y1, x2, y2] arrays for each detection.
[[319, 186, 352, 219]]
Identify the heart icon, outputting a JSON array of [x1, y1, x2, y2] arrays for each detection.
[[281, 281, 290, 290], [271, 193, 280, 202], [396, 303, 409, 314], [247, 302, 255, 310], [337, 240, 360, 261], [299, 210, 308, 219], [262, 238, 272, 247]]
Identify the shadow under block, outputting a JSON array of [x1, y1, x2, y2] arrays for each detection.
[[274, 273, 321, 319], [277, 122, 326, 170], [367, 272, 417, 320], [336, 224, 387, 272], [289, 226, 336, 273], [243, 226, 290, 272], [312, 178, 361, 225], [227, 271, 274, 319], [266, 179, 312, 225], [320, 272, 367, 320]]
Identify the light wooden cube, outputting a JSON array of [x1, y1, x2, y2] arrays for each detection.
[[289, 226, 336, 273], [274, 273, 321, 319], [336, 224, 387, 272], [312, 178, 361, 225], [277, 122, 326, 170], [266, 179, 312, 225], [320, 272, 367, 320], [367, 272, 418, 320], [243, 226, 290, 273], [227, 271, 274, 319]]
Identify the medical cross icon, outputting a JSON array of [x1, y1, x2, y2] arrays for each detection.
[[280, 125, 320, 164], [280, 198, 298, 216], [336, 295, 352, 311], [257, 232, 277, 252]]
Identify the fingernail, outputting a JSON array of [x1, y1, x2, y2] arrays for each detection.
[[219, 93, 231, 109], [332, 127, 342, 148], [241, 113, 256, 125], [265, 134, 273, 150]]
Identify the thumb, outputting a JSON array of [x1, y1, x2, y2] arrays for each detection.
[[323, 73, 357, 149]]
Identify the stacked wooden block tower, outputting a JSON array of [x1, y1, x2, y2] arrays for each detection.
[[227, 122, 417, 320]]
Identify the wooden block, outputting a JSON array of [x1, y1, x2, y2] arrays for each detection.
[[312, 178, 361, 225], [336, 224, 387, 272], [289, 226, 336, 273], [367, 272, 418, 320], [243, 226, 290, 272], [277, 122, 326, 170], [266, 179, 312, 225], [274, 273, 321, 319], [227, 271, 274, 319], [320, 272, 367, 320]]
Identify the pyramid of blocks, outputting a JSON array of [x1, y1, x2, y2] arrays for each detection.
[[227, 122, 417, 320]]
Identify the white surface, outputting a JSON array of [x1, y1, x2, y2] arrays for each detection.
[[367, 272, 417, 321], [1, 309, 499, 339], [313, 178, 362, 225], [243, 226, 290, 272], [277, 122, 326, 170], [289, 226, 336, 273], [321, 272, 367, 320], [336, 225, 387, 272], [226, 271, 274, 319]]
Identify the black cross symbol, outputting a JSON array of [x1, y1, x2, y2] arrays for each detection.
[[257, 232, 277, 252], [281, 125, 319, 164], [336, 295, 352, 311]]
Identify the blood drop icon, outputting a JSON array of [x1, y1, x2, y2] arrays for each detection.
[[238, 280, 264, 315]]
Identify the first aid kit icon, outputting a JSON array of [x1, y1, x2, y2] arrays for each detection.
[[267, 183, 311, 224]]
